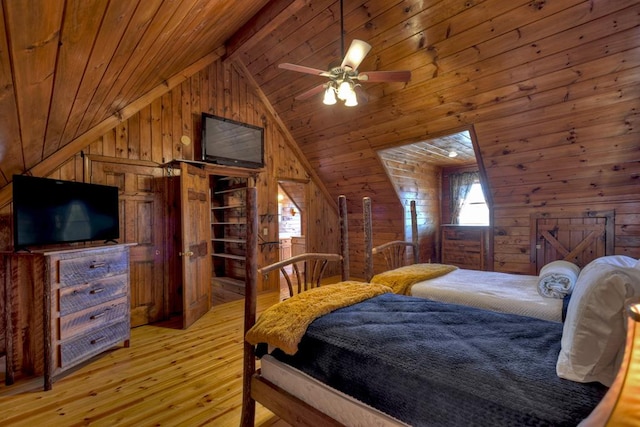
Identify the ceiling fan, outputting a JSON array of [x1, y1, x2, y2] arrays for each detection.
[[278, 0, 411, 106]]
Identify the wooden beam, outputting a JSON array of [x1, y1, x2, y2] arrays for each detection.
[[225, 0, 303, 61], [231, 59, 338, 214], [0, 47, 226, 210]]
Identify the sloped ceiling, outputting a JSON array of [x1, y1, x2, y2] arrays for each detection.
[[0, 0, 269, 186], [378, 131, 477, 168], [230, 0, 639, 214], [0, 0, 638, 218]]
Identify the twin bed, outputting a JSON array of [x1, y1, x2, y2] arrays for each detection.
[[362, 196, 571, 322], [240, 189, 640, 426]]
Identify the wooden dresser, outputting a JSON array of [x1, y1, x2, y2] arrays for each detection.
[[441, 225, 490, 271], [2, 244, 133, 390]]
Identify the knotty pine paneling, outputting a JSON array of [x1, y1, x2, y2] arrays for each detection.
[[0, 57, 340, 318], [378, 153, 441, 266], [235, 0, 640, 277], [0, 0, 639, 305]]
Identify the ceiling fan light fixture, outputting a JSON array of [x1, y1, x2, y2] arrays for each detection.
[[278, 0, 411, 107], [323, 86, 337, 105], [344, 90, 358, 107], [337, 80, 353, 100]]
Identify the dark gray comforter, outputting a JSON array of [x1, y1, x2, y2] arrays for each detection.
[[266, 293, 607, 426]]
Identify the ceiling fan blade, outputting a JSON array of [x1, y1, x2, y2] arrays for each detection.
[[357, 70, 411, 83], [341, 39, 372, 70], [279, 63, 331, 77], [295, 84, 326, 101]]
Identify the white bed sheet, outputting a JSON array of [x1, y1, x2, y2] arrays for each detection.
[[260, 354, 408, 427], [410, 268, 563, 322]]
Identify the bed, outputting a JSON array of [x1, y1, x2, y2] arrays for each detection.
[[362, 196, 574, 322], [240, 188, 640, 426]]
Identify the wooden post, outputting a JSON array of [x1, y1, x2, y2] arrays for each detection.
[[240, 186, 258, 427], [2, 254, 14, 386], [338, 195, 349, 281], [363, 197, 373, 282], [410, 200, 419, 264]]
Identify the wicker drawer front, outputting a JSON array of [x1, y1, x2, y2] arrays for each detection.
[[58, 250, 129, 286], [59, 297, 128, 341], [60, 320, 130, 369], [58, 274, 127, 316]]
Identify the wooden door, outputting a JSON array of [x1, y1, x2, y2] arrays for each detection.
[[88, 157, 164, 327], [531, 211, 614, 274], [179, 162, 211, 329]]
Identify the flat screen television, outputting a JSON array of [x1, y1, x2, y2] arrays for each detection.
[[12, 175, 120, 250], [201, 113, 264, 169]]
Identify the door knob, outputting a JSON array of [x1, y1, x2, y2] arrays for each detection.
[[179, 251, 194, 257]]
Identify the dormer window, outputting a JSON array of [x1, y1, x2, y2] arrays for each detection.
[[458, 181, 489, 225]]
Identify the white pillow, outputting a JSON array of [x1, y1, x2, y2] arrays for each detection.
[[583, 255, 637, 269], [557, 262, 640, 386]]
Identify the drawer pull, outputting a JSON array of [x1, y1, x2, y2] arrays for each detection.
[[90, 288, 105, 294], [90, 262, 106, 269], [90, 312, 106, 320], [91, 336, 107, 345]]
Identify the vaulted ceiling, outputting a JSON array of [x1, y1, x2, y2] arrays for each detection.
[[0, 0, 638, 216], [0, 0, 270, 186]]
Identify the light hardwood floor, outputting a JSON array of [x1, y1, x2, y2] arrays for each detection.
[[0, 291, 288, 427]]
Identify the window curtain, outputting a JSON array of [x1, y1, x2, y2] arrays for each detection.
[[449, 171, 478, 224]]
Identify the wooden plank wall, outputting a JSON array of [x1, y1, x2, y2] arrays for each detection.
[[0, 58, 340, 292], [238, 0, 640, 278], [378, 153, 441, 267]]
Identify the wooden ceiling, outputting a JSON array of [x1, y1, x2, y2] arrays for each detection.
[[230, 0, 639, 213], [0, 0, 638, 218], [0, 0, 269, 186], [378, 131, 477, 167]]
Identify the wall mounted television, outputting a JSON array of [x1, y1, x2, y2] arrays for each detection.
[[201, 113, 264, 169], [12, 175, 120, 250]]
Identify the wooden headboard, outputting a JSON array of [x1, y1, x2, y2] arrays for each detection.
[[363, 196, 419, 281]]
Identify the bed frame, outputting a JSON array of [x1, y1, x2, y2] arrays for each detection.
[[240, 188, 350, 427], [363, 196, 418, 282], [239, 188, 628, 426]]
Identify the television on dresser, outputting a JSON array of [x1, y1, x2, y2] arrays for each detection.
[[201, 113, 264, 169], [12, 175, 120, 250]]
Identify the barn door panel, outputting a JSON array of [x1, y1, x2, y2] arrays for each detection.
[[531, 211, 614, 274]]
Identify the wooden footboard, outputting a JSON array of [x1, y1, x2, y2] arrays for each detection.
[[251, 372, 343, 427]]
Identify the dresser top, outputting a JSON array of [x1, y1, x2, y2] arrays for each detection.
[[1, 242, 136, 256]]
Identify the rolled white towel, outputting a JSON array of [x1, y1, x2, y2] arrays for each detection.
[[537, 260, 580, 298]]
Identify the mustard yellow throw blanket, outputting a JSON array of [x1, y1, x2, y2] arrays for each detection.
[[246, 281, 392, 355], [371, 263, 458, 295]]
